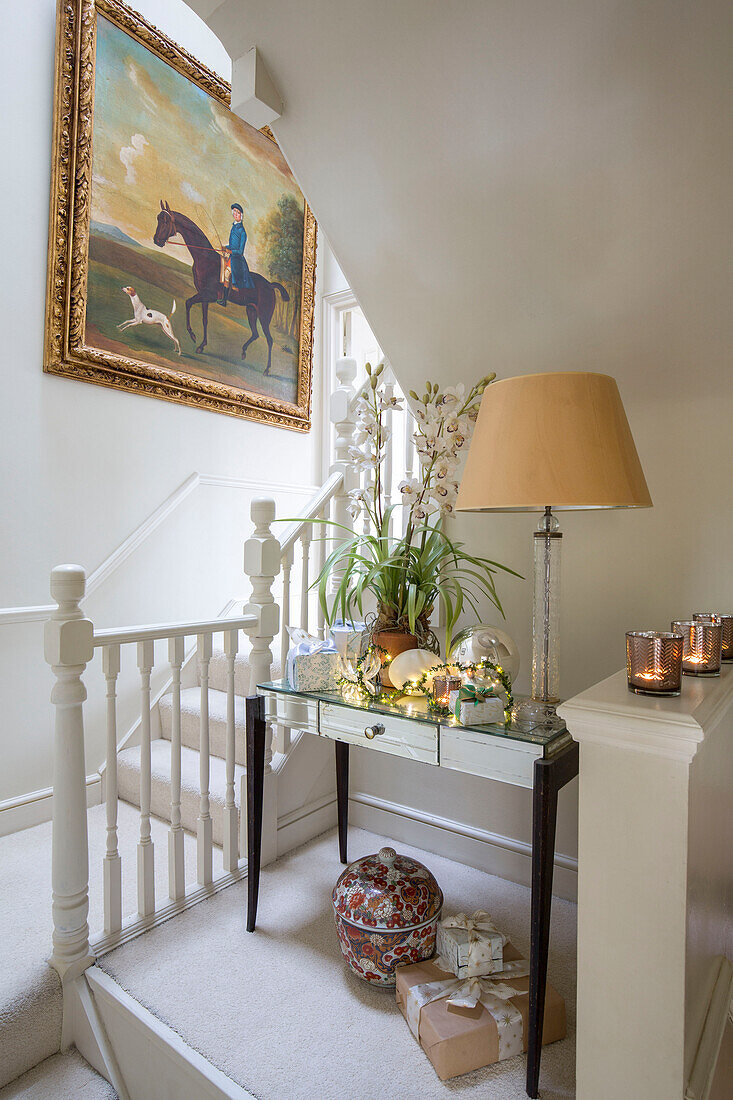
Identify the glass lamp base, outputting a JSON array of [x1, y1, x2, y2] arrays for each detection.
[[511, 697, 565, 732]]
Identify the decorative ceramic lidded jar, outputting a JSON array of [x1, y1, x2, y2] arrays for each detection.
[[332, 846, 443, 988]]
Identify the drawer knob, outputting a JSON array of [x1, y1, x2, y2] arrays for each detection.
[[364, 722, 385, 740]]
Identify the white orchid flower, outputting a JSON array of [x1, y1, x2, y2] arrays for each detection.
[[434, 457, 457, 480], [440, 501, 456, 517], [431, 482, 451, 500], [399, 477, 421, 500], [413, 504, 429, 521], [441, 383, 466, 407], [347, 501, 362, 519], [379, 393, 403, 411]]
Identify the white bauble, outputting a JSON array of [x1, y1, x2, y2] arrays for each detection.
[[389, 648, 443, 691], [448, 625, 520, 683]]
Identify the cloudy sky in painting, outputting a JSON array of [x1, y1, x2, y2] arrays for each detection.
[[90, 14, 303, 270]]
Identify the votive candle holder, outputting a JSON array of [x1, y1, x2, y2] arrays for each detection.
[[693, 613, 733, 662], [671, 620, 722, 676], [432, 672, 462, 707], [626, 632, 683, 696]]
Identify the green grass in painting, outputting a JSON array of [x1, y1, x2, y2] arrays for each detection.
[[86, 234, 299, 403]]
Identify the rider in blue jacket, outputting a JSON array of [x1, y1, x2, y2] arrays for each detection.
[[221, 202, 254, 306]]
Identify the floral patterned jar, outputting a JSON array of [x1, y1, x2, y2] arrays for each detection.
[[332, 846, 443, 988]]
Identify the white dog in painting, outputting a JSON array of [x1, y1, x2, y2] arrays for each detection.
[[119, 286, 181, 355]]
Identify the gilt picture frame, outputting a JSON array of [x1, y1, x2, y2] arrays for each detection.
[[45, 0, 316, 430]]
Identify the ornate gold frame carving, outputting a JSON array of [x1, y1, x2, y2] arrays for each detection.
[[45, 0, 316, 431]]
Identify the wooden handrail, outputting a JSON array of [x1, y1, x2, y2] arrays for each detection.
[[92, 614, 257, 648]]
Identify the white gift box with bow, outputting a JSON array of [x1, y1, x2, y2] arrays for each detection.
[[285, 628, 340, 692], [436, 909, 507, 978]]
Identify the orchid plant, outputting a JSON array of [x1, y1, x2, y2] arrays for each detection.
[[315, 364, 519, 653]]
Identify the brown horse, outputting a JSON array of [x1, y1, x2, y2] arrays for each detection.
[[152, 200, 289, 375]]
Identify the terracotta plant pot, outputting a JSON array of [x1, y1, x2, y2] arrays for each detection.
[[373, 630, 419, 688]]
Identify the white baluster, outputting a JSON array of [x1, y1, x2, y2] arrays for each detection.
[[383, 374, 394, 535], [316, 502, 328, 634], [223, 628, 239, 873], [102, 644, 122, 935], [137, 640, 155, 918], [243, 498, 281, 693], [45, 565, 94, 980], [197, 632, 213, 887], [299, 526, 312, 632], [167, 635, 185, 901], [330, 357, 358, 597], [280, 544, 294, 673], [243, 499, 281, 868], [403, 405, 415, 536]]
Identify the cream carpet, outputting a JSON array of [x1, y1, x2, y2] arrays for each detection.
[[0, 1049, 115, 1099], [100, 827, 577, 1099], [0, 801, 222, 1089]]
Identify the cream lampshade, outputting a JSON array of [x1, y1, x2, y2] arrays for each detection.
[[457, 371, 652, 729]]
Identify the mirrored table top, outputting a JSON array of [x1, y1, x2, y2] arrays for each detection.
[[258, 680, 567, 748]]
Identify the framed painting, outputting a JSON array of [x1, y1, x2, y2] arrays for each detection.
[[45, 0, 316, 430]]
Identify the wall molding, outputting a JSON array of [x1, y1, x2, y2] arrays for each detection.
[[685, 956, 733, 1100], [349, 789, 578, 901], [0, 773, 102, 837], [0, 472, 317, 626]]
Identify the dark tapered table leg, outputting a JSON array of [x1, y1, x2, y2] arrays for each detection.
[[335, 740, 349, 864], [246, 695, 266, 933], [526, 739, 579, 1098]]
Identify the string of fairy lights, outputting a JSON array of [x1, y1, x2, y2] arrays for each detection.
[[337, 645, 514, 723]]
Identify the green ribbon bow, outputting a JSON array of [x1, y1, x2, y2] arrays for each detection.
[[453, 683, 496, 718]]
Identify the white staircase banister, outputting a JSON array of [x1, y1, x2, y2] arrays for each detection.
[[92, 614, 257, 648], [45, 564, 95, 981], [278, 469, 344, 556]]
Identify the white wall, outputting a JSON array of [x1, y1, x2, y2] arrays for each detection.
[[193, 0, 732, 890], [0, 0, 324, 805]]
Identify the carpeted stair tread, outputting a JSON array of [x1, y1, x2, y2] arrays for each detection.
[[159, 687, 246, 766], [0, 964, 62, 1091], [0, 1047, 116, 1099], [117, 740, 243, 848]]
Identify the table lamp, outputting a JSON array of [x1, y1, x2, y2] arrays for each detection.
[[457, 371, 652, 729]]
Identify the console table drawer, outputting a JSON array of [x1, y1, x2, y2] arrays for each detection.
[[440, 725, 542, 787], [319, 703, 438, 765]]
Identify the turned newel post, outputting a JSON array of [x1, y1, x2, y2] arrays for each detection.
[[329, 356, 358, 597], [243, 498, 281, 695], [45, 565, 95, 981]]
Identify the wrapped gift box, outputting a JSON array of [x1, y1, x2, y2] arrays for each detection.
[[449, 694, 505, 726], [448, 684, 506, 727], [436, 911, 506, 978], [395, 943, 566, 1081], [286, 630, 340, 692]]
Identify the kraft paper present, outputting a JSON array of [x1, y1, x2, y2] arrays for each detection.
[[395, 943, 566, 1081], [436, 911, 506, 978]]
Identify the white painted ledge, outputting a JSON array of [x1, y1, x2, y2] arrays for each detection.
[[559, 664, 733, 762]]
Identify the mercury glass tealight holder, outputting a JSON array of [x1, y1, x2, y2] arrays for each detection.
[[671, 620, 722, 676], [693, 613, 733, 662], [626, 632, 683, 696], [431, 672, 462, 708]]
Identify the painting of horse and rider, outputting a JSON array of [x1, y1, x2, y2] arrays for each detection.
[[45, 0, 316, 430]]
